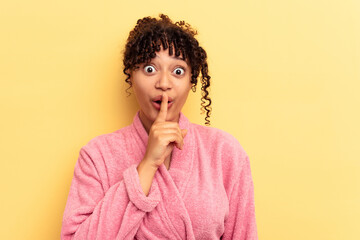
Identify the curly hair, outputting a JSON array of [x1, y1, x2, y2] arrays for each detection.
[[122, 14, 212, 125]]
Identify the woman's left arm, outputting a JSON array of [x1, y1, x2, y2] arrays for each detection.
[[222, 153, 258, 240]]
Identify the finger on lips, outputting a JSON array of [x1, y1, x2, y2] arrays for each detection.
[[153, 92, 187, 150], [155, 92, 168, 123]]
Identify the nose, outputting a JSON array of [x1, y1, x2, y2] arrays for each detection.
[[155, 71, 172, 91]]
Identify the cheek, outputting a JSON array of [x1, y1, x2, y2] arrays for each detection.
[[132, 84, 148, 105], [178, 88, 191, 105], [132, 77, 148, 94]]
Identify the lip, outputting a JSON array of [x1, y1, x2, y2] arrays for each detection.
[[151, 95, 174, 110], [152, 95, 173, 102]]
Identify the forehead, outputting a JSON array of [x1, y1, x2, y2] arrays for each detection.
[[147, 47, 189, 66]]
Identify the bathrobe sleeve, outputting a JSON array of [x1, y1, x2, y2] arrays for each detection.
[[221, 142, 258, 240], [61, 146, 161, 240]]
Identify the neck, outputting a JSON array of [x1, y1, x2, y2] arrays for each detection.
[[139, 111, 152, 134]]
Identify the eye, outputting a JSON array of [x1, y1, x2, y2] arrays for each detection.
[[173, 67, 185, 76], [144, 65, 156, 73]]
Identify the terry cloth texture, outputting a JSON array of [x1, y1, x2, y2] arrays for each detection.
[[61, 112, 258, 240]]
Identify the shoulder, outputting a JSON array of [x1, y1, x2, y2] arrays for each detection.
[[80, 125, 133, 157], [190, 123, 250, 186], [190, 123, 247, 158], [73, 125, 135, 180]]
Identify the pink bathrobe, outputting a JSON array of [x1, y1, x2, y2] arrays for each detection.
[[61, 112, 258, 239]]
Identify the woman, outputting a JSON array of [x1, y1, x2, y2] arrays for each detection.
[[61, 14, 258, 240]]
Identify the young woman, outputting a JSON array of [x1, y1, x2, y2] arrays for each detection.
[[61, 14, 258, 240]]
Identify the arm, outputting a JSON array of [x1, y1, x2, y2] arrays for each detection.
[[137, 158, 158, 196], [61, 146, 161, 240], [222, 154, 258, 240]]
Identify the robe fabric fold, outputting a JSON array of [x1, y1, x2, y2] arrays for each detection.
[[61, 112, 258, 239]]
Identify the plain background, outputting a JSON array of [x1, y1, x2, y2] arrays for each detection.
[[1, 0, 359, 239]]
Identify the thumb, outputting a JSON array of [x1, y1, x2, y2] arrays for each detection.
[[181, 129, 188, 138]]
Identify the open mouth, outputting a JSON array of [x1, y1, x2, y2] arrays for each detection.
[[151, 95, 174, 110], [154, 100, 171, 104], [152, 99, 173, 110]]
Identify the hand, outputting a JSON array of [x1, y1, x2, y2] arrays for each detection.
[[143, 92, 188, 169]]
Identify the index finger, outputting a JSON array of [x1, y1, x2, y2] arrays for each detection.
[[155, 92, 168, 123]]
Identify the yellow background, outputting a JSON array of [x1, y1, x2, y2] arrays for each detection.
[[1, 0, 359, 239]]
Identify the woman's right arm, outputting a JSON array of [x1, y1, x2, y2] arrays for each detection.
[[60, 146, 161, 240], [61, 93, 187, 240], [61, 93, 186, 239], [137, 92, 186, 196]]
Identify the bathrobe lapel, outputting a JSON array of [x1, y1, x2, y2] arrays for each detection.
[[131, 112, 196, 239]]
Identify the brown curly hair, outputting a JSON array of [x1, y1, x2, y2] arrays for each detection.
[[122, 14, 212, 125]]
